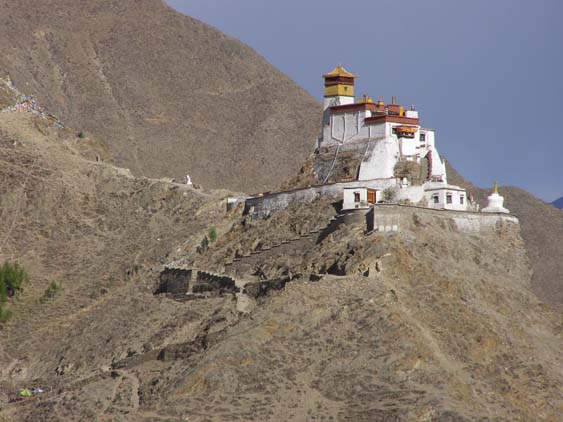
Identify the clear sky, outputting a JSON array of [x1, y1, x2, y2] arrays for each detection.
[[166, 0, 563, 201]]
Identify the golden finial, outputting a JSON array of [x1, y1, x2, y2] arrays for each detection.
[[493, 181, 498, 194]]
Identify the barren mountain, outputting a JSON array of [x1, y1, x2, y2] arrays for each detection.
[[1, 135, 562, 420], [0, 0, 320, 193], [0, 109, 229, 403], [0, 75, 562, 422], [1, 4, 563, 421]]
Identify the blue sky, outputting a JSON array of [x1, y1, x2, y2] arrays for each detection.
[[166, 0, 563, 201]]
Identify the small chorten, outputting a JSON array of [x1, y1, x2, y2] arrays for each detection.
[[482, 181, 509, 213]]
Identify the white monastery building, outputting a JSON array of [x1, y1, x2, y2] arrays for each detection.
[[319, 65, 477, 212], [242, 66, 511, 219]]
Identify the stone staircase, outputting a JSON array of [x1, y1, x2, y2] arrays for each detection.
[[159, 212, 349, 313]]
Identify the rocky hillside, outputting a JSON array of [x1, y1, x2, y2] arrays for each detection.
[[0, 0, 320, 193], [0, 109, 232, 404], [446, 162, 563, 312], [2, 182, 562, 421], [0, 79, 561, 421]]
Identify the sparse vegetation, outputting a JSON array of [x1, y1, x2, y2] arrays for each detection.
[[77, 131, 85, 139], [0, 261, 28, 323], [382, 187, 397, 202], [40, 281, 63, 304], [197, 236, 210, 254], [208, 226, 218, 243]]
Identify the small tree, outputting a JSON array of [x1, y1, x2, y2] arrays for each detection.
[[0, 262, 27, 297], [0, 262, 28, 324]]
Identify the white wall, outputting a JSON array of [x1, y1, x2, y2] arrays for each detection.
[[395, 185, 425, 203], [323, 95, 354, 111], [425, 186, 468, 211], [322, 111, 374, 145], [245, 178, 396, 219], [371, 204, 518, 235], [400, 135, 418, 157], [343, 188, 369, 210], [428, 146, 447, 182], [358, 137, 400, 180]]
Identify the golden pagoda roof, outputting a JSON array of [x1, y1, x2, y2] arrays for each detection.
[[323, 65, 357, 79]]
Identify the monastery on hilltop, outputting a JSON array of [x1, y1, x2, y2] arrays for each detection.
[[240, 66, 510, 219], [318, 65, 470, 211]]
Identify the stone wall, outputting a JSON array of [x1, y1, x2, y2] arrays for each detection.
[[371, 204, 519, 234], [244, 178, 396, 219], [156, 268, 193, 295], [156, 268, 238, 296]]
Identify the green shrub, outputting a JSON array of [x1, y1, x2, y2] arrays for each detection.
[[0, 262, 28, 324], [0, 262, 27, 299], [40, 282, 63, 304], [208, 226, 218, 243]]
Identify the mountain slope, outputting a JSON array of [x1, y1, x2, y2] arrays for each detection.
[[0, 0, 320, 193], [2, 187, 562, 421], [446, 162, 563, 312], [551, 197, 563, 209], [0, 110, 231, 390], [0, 80, 561, 420]]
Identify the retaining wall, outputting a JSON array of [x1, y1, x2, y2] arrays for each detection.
[[244, 178, 396, 219], [371, 204, 519, 234]]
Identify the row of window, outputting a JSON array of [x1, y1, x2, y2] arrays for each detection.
[[433, 193, 465, 205]]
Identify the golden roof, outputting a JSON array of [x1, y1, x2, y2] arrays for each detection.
[[357, 95, 374, 104], [395, 126, 418, 133], [323, 65, 356, 79]]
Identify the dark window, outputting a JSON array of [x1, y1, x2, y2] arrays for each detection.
[[354, 192, 361, 202], [420, 133, 426, 142], [446, 194, 453, 204], [460, 196, 465, 204], [433, 195, 439, 204]]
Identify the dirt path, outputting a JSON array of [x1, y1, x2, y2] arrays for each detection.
[[120, 370, 140, 410]]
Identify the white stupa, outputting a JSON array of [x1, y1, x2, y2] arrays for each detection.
[[482, 182, 509, 214]]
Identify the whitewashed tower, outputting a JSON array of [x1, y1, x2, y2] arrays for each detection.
[[322, 65, 356, 110], [321, 65, 357, 138]]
